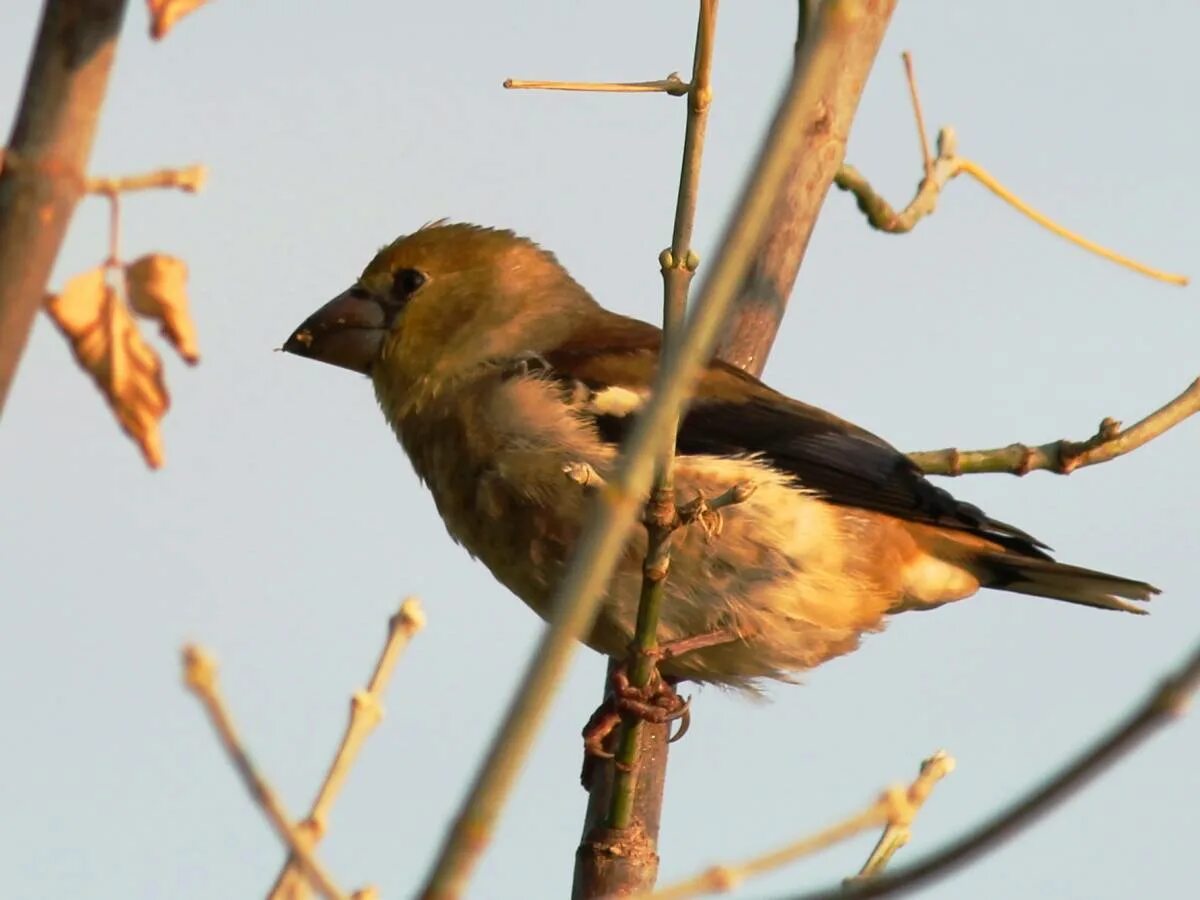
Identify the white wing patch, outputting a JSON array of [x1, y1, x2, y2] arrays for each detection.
[[585, 385, 646, 418]]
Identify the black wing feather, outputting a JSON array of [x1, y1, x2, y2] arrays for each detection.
[[670, 392, 1051, 558], [537, 314, 1051, 560]]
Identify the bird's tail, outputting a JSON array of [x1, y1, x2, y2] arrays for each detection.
[[972, 551, 1159, 615]]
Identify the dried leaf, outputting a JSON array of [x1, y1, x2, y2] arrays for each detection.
[[45, 268, 170, 468], [126, 253, 200, 364], [147, 0, 213, 40]]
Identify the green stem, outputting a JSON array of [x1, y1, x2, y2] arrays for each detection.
[[605, 0, 717, 831]]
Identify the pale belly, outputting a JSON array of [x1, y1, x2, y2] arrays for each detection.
[[441, 451, 976, 691]]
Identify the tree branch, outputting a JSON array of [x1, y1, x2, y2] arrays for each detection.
[[181, 646, 362, 900], [268, 599, 426, 900], [908, 377, 1200, 477], [833, 55, 1188, 287], [573, 7, 718, 896], [641, 750, 953, 900], [781, 640, 1200, 900], [607, 0, 718, 834], [847, 752, 955, 883], [503, 74, 689, 96], [86, 163, 207, 195], [0, 0, 129, 414]]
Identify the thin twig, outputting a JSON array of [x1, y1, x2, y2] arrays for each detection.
[[782, 640, 1200, 900], [417, 4, 869, 895], [86, 163, 207, 194], [103, 191, 122, 268], [834, 57, 1188, 286], [180, 646, 356, 900], [848, 752, 955, 882], [640, 750, 953, 900], [899, 52, 932, 179], [607, 0, 719, 835], [268, 599, 426, 900], [908, 377, 1200, 476], [955, 157, 1187, 285], [503, 74, 689, 96]]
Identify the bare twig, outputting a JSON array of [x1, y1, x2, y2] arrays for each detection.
[[783, 640, 1200, 900], [955, 157, 1187, 285], [606, 0, 719, 838], [847, 752, 955, 883], [418, 4, 874, 896], [834, 56, 1188, 287], [86, 163, 207, 195], [640, 750, 953, 900], [908, 377, 1200, 477], [268, 599, 426, 900], [0, 0, 129, 414], [104, 192, 123, 268], [180, 646, 357, 900], [504, 74, 689, 96], [899, 52, 932, 178]]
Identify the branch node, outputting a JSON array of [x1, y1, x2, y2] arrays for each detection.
[[704, 865, 740, 893], [947, 447, 962, 477], [1015, 445, 1037, 477]]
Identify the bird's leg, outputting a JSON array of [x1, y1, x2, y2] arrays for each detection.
[[581, 661, 689, 763], [580, 627, 742, 766], [675, 481, 757, 539], [659, 627, 743, 661]]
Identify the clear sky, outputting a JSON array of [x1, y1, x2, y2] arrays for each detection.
[[2, 3, 1197, 898]]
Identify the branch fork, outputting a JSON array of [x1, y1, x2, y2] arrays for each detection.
[[835, 53, 1188, 286]]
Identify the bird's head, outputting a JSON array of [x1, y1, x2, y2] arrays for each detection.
[[282, 222, 595, 391]]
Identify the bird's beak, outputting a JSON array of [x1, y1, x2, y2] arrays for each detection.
[[282, 288, 388, 374]]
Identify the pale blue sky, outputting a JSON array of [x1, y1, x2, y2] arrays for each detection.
[[2, 3, 1197, 899]]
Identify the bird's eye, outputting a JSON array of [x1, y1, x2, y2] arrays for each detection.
[[391, 268, 427, 302]]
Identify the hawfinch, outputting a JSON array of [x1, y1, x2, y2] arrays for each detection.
[[283, 223, 1155, 691]]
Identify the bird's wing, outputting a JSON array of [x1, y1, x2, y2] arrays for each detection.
[[538, 313, 1051, 559]]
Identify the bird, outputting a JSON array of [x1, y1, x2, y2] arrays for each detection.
[[282, 222, 1157, 694]]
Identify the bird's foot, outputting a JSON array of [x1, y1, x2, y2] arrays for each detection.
[[581, 666, 691, 763], [676, 482, 757, 539]]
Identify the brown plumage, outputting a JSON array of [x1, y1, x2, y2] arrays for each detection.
[[283, 223, 1157, 691]]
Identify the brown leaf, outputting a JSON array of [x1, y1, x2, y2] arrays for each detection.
[[126, 253, 200, 364], [45, 268, 170, 468], [146, 0, 213, 41]]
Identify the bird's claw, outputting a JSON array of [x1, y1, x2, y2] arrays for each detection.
[[668, 701, 692, 743], [676, 482, 756, 540], [677, 492, 724, 539], [580, 666, 691, 783]]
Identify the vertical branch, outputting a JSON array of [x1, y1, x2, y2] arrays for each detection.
[[573, 4, 718, 896], [611, 0, 718, 827], [0, 0, 130, 413], [715, 0, 897, 377]]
